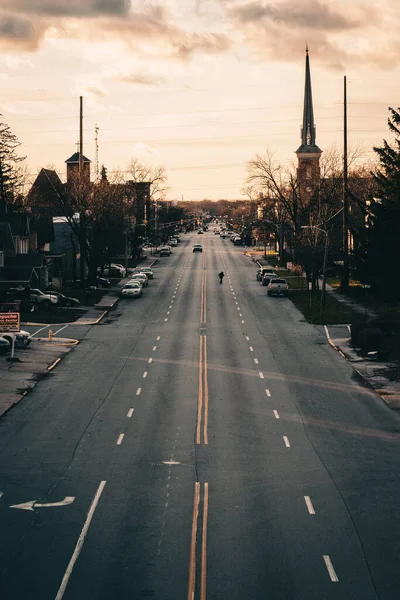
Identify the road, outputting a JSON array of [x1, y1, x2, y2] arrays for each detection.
[[1, 230, 400, 599]]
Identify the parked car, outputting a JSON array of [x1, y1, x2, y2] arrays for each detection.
[[267, 278, 289, 297], [111, 263, 127, 276], [0, 329, 31, 348], [197, 230, 204, 234], [169, 238, 178, 247], [52, 292, 80, 307], [119, 282, 143, 298], [159, 246, 171, 256], [30, 288, 59, 310], [0, 337, 11, 355], [193, 244, 203, 252], [214, 230, 220, 235], [256, 268, 275, 281], [85, 276, 111, 288], [136, 267, 153, 279], [262, 273, 278, 286], [100, 265, 126, 278], [129, 274, 148, 287]]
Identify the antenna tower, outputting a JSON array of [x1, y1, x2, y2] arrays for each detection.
[[94, 124, 99, 182]]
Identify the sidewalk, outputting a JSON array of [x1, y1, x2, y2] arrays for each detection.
[[245, 249, 400, 411]]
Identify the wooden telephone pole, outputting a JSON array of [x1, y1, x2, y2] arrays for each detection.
[[342, 76, 349, 290]]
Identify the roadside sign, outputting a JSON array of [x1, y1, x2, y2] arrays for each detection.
[[0, 312, 20, 332], [362, 284, 371, 289]]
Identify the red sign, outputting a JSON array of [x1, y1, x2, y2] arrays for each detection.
[[0, 312, 20, 332]]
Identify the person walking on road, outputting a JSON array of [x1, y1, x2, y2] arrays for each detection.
[[218, 271, 224, 284]]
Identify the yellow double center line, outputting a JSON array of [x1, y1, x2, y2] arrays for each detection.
[[197, 335, 208, 445], [187, 482, 209, 600], [200, 271, 207, 324]]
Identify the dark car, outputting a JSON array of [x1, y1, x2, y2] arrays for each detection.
[[52, 293, 80, 307], [193, 244, 203, 252], [257, 268, 275, 282], [86, 276, 111, 288]]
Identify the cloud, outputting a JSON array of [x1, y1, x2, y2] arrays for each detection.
[[0, 2, 232, 59], [0, 0, 131, 18], [120, 72, 166, 86], [129, 142, 161, 157]]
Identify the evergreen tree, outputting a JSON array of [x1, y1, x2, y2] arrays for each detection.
[[366, 108, 400, 299], [0, 116, 26, 212]]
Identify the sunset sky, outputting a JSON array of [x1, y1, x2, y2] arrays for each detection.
[[0, 0, 399, 200]]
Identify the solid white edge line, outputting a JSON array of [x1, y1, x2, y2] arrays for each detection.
[[324, 325, 330, 339], [117, 433, 124, 445], [323, 555, 339, 582], [127, 408, 134, 418], [283, 436, 291, 448], [55, 480, 106, 600], [304, 496, 315, 515], [273, 409, 279, 419], [136, 388, 141, 395]]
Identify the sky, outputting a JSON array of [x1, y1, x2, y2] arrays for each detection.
[[0, 0, 399, 200]]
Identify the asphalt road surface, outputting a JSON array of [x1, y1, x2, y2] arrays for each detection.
[[1, 231, 400, 599]]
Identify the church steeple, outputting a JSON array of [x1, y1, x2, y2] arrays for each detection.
[[296, 45, 321, 155], [296, 46, 322, 196]]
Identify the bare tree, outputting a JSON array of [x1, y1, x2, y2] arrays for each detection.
[[0, 116, 27, 211], [126, 158, 169, 202]]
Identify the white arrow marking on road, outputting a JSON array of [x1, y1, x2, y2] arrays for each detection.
[[10, 496, 75, 511]]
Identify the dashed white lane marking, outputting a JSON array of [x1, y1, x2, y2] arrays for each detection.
[[254, 358, 259, 364], [237, 307, 240, 311], [239, 313, 242, 317], [323, 556, 339, 582], [167, 311, 170, 315], [116, 434, 124, 445], [273, 410, 280, 419], [266, 389, 271, 397], [55, 480, 106, 600], [143, 372, 148, 378], [164, 318, 168, 322], [127, 408, 134, 418], [169, 305, 172, 308], [235, 301, 238, 304], [283, 436, 291, 448], [304, 496, 315, 515], [246, 336, 250, 341], [259, 372, 264, 379], [157, 336, 161, 341], [136, 388, 141, 395], [148, 358, 153, 364], [249, 346, 254, 351], [153, 346, 157, 351]]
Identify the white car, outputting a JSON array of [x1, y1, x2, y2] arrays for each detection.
[[129, 274, 148, 287], [169, 238, 178, 247], [30, 288, 59, 309], [0, 329, 31, 348], [119, 282, 142, 298], [138, 267, 154, 279]]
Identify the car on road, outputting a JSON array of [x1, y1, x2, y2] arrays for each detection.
[[119, 282, 143, 298], [197, 229, 204, 234], [262, 273, 278, 286], [214, 230, 220, 235], [129, 274, 148, 287], [267, 278, 289, 297], [0, 329, 31, 348], [159, 246, 171, 256], [169, 238, 178, 247], [137, 267, 154, 279], [193, 244, 203, 252], [256, 268, 275, 281]]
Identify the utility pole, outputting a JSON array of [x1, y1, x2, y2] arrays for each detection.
[[78, 96, 85, 287], [341, 76, 349, 290]]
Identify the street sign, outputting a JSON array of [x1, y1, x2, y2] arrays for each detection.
[[0, 312, 20, 332], [362, 284, 371, 289]]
